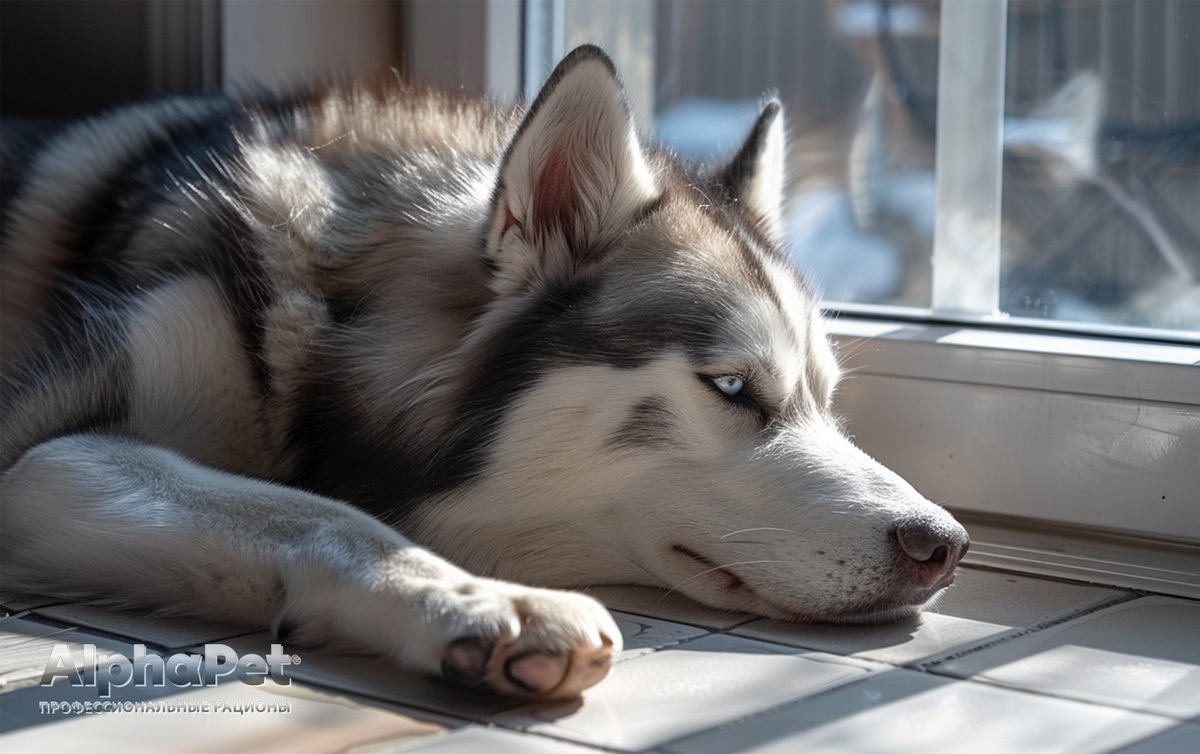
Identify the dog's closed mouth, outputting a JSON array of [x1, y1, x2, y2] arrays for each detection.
[[671, 544, 747, 591], [669, 544, 809, 622]]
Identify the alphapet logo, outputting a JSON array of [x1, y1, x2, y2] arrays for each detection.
[[41, 644, 297, 698]]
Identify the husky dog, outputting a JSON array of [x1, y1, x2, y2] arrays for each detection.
[[1, 46, 968, 699]]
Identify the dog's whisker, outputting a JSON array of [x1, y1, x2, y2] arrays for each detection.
[[617, 554, 663, 586], [719, 527, 803, 539]]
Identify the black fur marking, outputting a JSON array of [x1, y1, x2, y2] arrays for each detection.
[[274, 618, 301, 645], [185, 207, 278, 395], [0, 116, 71, 244], [731, 226, 789, 316], [290, 277, 731, 524], [60, 97, 238, 266], [691, 184, 813, 374], [1, 274, 137, 454], [9, 99, 281, 406], [290, 281, 601, 521], [610, 396, 677, 450], [718, 99, 781, 207]]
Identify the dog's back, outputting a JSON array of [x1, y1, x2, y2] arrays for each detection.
[[0, 83, 510, 476]]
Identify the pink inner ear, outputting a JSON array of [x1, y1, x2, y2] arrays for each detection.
[[502, 205, 521, 235], [533, 146, 581, 246]]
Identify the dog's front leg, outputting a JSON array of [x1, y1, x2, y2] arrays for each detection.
[[0, 433, 620, 699]]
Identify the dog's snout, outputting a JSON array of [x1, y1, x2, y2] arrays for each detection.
[[894, 515, 970, 587], [895, 517, 969, 561]]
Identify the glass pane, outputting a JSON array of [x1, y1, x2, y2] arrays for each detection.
[[654, 0, 940, 308], [1000, 0, 1200, 334]]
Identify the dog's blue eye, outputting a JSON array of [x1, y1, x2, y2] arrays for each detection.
[[712, 375, 744, 397]]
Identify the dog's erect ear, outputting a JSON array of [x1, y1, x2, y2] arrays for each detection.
[[486, 45, 659, 293], [717, 99, 786, 244]]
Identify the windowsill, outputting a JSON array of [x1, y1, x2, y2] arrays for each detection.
[[823, 312, 1200, 547], [825, 298, 1200, 347], [825, 311, 1200, 405], [953, 509, 1200, 600]]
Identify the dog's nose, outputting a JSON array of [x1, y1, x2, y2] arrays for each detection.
[[895, 515, 970, 587]]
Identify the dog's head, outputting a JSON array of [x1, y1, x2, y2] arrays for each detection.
[[417, 46, 968, 623]]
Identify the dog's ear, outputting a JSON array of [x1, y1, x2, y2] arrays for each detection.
[[717, 99, 786, 244], [486, 45, 659, 294]]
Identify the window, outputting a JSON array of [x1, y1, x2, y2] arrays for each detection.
[[517, 0, 1199, 576], [629, 0, 1200, 340]]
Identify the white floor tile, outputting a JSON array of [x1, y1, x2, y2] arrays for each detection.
[[662, 669, 1177, 754], [928, 568, 1130, 626], [0, 616, 139, 695], [931, 596, 1200, 719], [734, 611, 1016, 667], [733, 567, 1130, 665], [1107, 722, 1200, 753], [487, 634, 880, 751], [34, 604, 250, 649], [610, 610, 709, 651], [403, 725, 605, 753]]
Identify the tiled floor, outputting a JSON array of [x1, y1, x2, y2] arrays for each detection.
[[1, 566, 1198, 753]]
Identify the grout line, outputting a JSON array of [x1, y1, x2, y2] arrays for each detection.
[[488, 724, 636, 753], [718, 615, 765, 630], [287, 677, 481, 730], [634, 669, 900, 750], [915, 591, 1143, 672], [282, 675, 490, 728], [4, 611, 153, 650]]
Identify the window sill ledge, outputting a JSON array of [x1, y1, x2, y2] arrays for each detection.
[[825, 313, 1200, 406], [823, 314, 1200, 545], [954, 510, 1200, 599]]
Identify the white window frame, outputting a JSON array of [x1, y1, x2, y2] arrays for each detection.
[[220, 0, 398, 93]]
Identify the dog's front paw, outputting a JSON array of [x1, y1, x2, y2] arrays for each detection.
[[439, 583, 621, 699]]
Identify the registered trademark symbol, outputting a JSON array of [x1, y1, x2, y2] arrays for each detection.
[[291, 655, 301, 664]]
